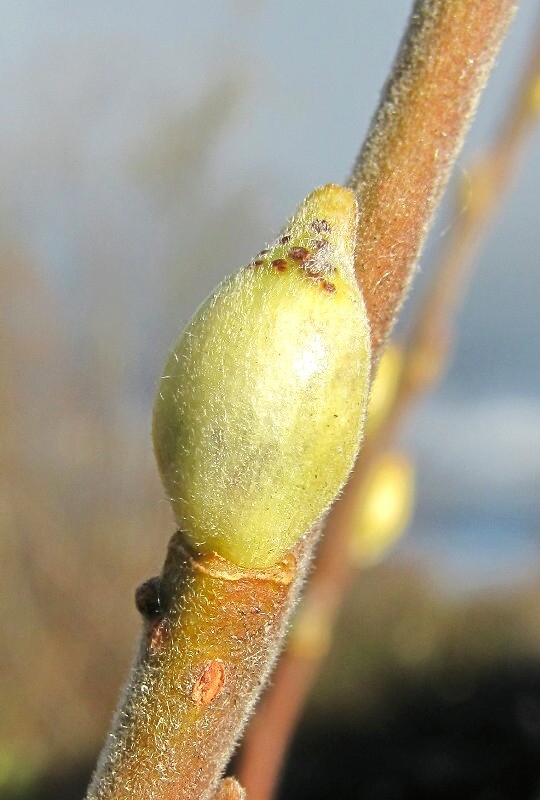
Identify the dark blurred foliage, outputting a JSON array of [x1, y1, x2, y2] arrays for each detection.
[[277, 565, 540, 799], [282, 659, 540, 800]]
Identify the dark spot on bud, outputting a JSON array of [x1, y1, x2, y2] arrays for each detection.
[[252, 259, 264, 268], [321, 280, 336, 293], [272, 258, 288, 271], [259, 249, 269, 255], [311, 219, 331, 233], [289, 246, 310, 262], [279, 235, 291, 244]]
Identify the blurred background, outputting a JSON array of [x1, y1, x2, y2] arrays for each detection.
[[1, 2, 540, 798]]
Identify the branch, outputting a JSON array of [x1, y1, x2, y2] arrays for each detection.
[[235, 2, 519, 798], [86, 531, 316, 800], [350, 0, 517, 364], [214, 778, 246, 800], [402, 11, 540, 399], [87, 2, 517, 799]]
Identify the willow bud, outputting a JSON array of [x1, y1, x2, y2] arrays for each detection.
[[152, 184, 371, 568]]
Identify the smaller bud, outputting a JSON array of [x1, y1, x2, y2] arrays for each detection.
[[527, 74, 540, 116], [153, 184, 371, 569], [364, 344, 404, 438], [350, 452, 414, 567]]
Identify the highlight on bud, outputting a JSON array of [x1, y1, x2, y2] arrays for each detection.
[[152, 184, 371, 569]]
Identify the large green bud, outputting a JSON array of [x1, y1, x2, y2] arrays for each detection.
[[153, 184, 371, 569]]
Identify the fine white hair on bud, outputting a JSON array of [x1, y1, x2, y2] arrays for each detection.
[[153, 184, 371, 569]]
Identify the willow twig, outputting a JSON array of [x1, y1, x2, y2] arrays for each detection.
[[401, 14, 540, 402], [350, 0, 517, 365], [235, 2, 522, 798], [87, 2, 516, 799], [86, 530, 317, 800]]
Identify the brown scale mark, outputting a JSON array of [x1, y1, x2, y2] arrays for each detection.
[[320, 280, 336, 293], [191, 659, 226, 705], [279, 235, 291, 244], [311, 218, 331, 233], [271, 258, 287, 271], [311, 239, 329, 251], [304, 258, 335, 279], [251, 259, 264, 268], [288, 246, 310, 262], [303, 263, 325, 278]]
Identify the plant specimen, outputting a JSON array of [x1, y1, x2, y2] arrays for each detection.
[[85, 2, 522, 799]]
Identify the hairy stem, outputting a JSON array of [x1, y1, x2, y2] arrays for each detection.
[[350, 0, 517, 365], [87, 2, 517, 799], [86, 531, 315, 800]]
